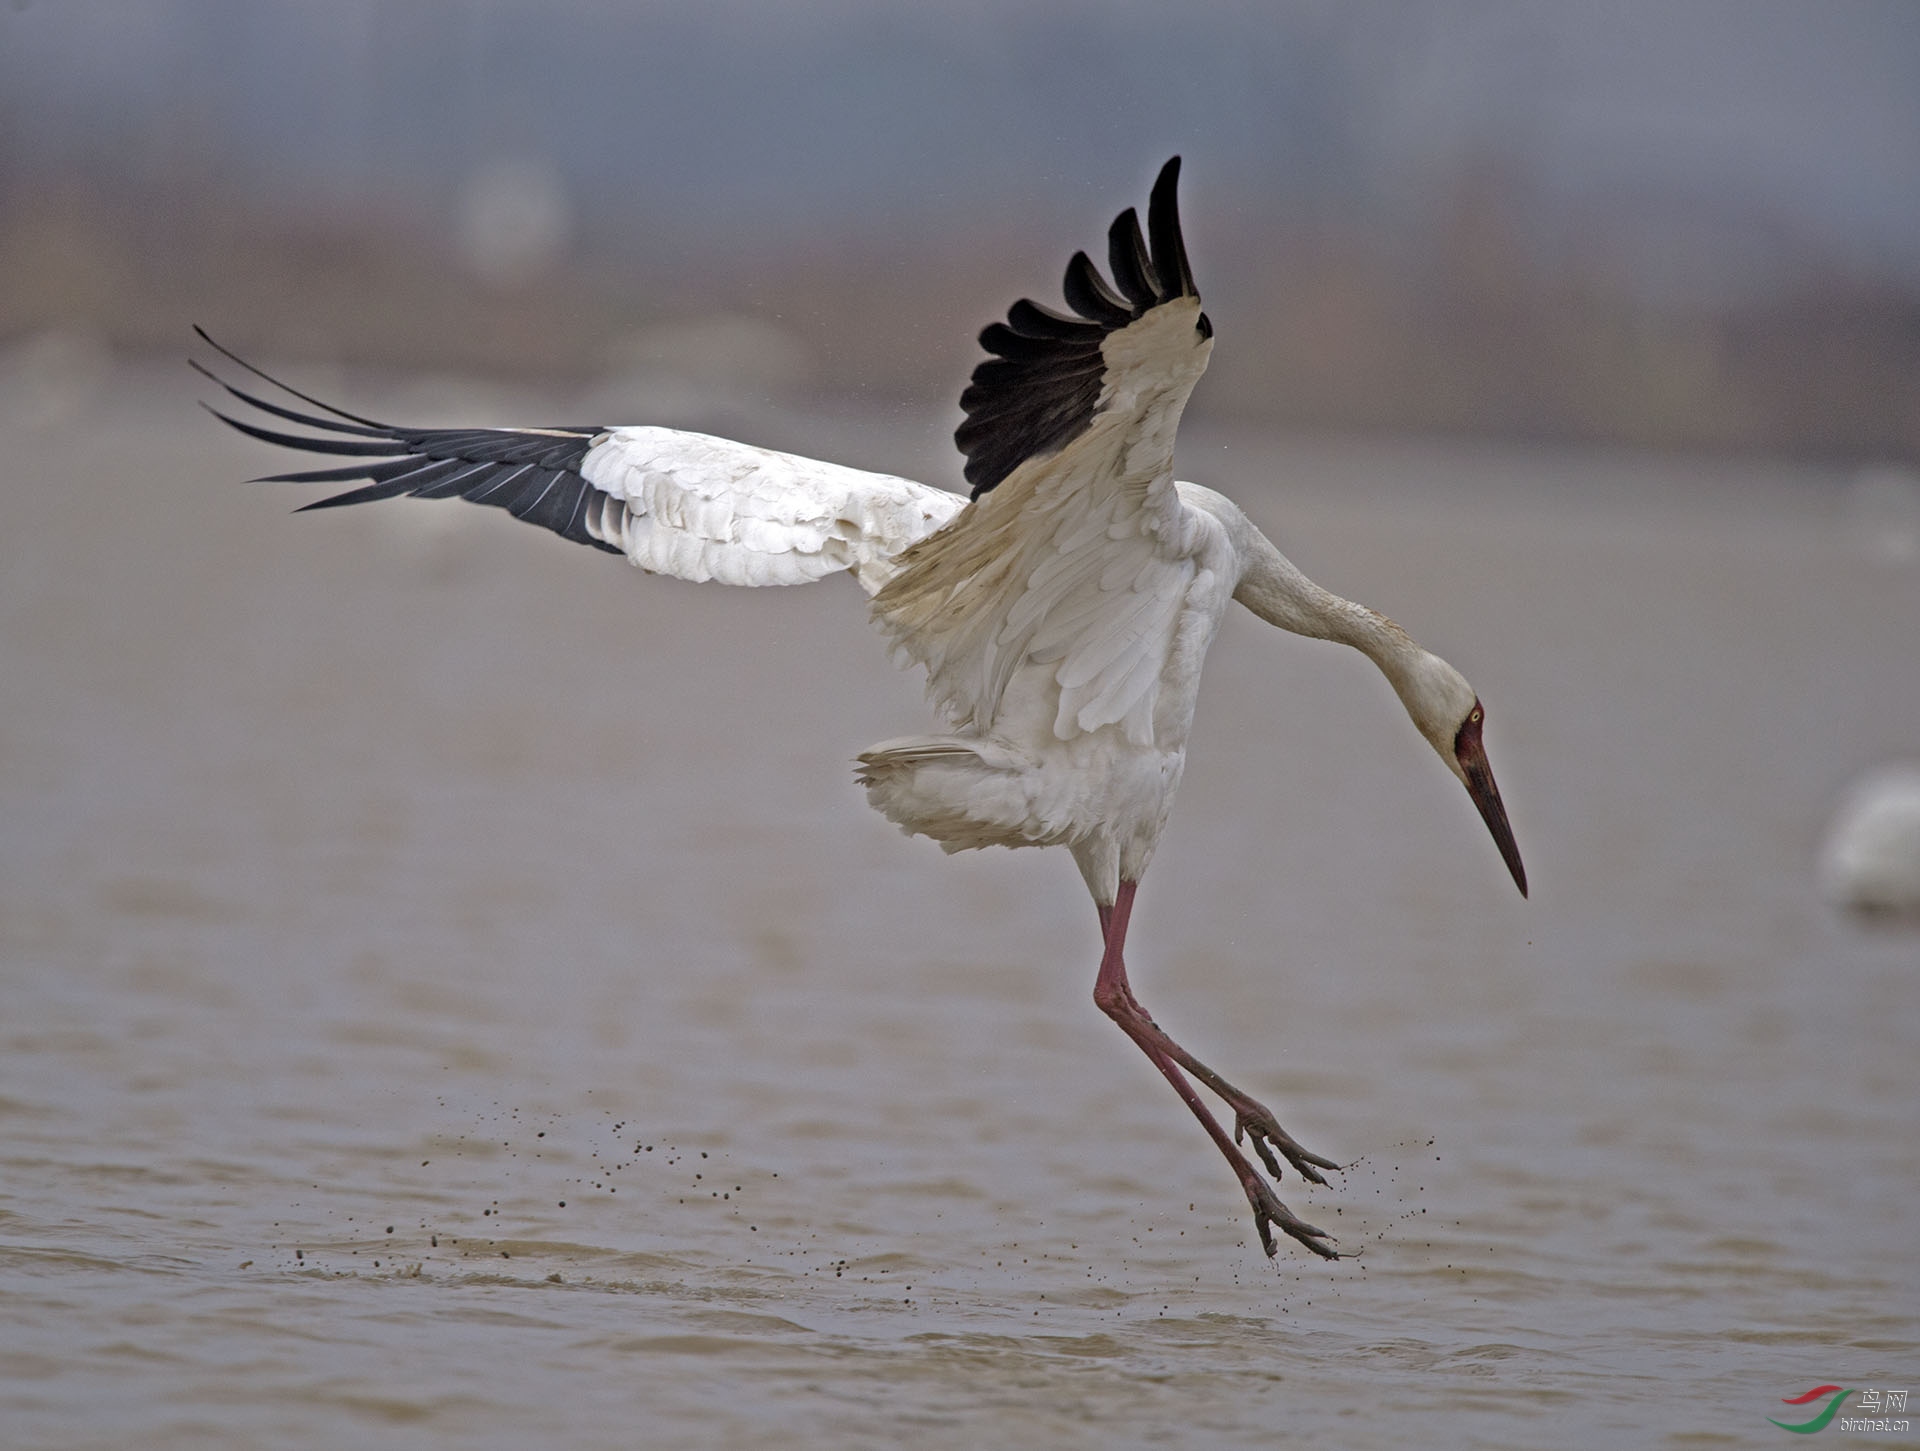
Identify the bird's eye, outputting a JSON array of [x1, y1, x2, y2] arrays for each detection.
[[1470, 708, 1482, 723], [1196, 312, 1213, 339]]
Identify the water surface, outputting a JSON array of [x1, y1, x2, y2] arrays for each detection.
[[2, 369, 1915, 1447]]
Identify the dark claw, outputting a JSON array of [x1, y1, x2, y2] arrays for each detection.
[[1233, 1108, 1340, 1187], [1247, 1175, 1340, 1260]]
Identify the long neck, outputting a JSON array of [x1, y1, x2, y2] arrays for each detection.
[[1233, 527, 1424, 690]]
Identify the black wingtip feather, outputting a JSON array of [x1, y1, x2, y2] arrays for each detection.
[[295, 481, 416, 511], [1106, 207, 1162, 309], [1006, 298, 1105, 342], [1062, 250, 1135, 327], [1147, 156, 1197, 300], [191, 359, 391, 439], [203, 405, 400, 457], [955, 156, 1205, 497], [192, 326, 390, 429], [197, 330, 622, 557], [253, 462, 410, 485], [977, 322, 1073, 363]]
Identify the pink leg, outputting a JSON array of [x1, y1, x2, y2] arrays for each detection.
[[1094, 881, 1339, 1260], [1095, 888, 1339, 1185]]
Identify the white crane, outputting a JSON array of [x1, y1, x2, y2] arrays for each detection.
[[1821, 765, 1920, 919], [198, 158, 1526, 1259]]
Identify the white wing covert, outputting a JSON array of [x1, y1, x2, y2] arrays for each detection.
[[580, 427, 960, 593], [875, 159, 1215, 744]]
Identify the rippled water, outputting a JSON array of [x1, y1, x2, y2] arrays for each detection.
[[3, 367, 1915, 1448]]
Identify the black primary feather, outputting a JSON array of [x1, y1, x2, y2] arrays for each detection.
[[1106, 208, 1161, 310], [955, 157, 1205, 498], [195, 333, 623, 554]]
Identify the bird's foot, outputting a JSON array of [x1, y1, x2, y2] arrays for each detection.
[[1231, 1103, 1342, 1187], [1243, 1171, 1341, 1260]]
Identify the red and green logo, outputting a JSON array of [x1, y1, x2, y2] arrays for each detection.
[[1770, 1386, 1850, 1434]]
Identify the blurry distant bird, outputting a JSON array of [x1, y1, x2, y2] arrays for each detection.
[[1821, 765, 1920, 919], [197, 158, 1527, 1259]]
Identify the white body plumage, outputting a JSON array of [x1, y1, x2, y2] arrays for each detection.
[[564, 409, 1483, 904], [560, 414, 1236, 896], [1821, 766, 1920, 918]]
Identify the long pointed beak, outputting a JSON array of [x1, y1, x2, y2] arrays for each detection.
[[1457, 729, 1527, 897]]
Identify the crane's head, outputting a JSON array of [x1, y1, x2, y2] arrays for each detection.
[[1399, 653, 1528, 897]]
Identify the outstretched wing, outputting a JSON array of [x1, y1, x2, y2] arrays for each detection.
[[954, 155, 1210, 499], [196, 329, 962, 593], [877, 157, 1216, 743]]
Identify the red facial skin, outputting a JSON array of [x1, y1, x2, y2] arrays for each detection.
[[1455, 701, 1527, 897]]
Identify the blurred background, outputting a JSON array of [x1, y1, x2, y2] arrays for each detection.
[[2, 5, 1917, 1448], [2, 0, 1917, 457]]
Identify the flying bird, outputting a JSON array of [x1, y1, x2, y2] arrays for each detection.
[[197, 157, 1527, 1259]]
